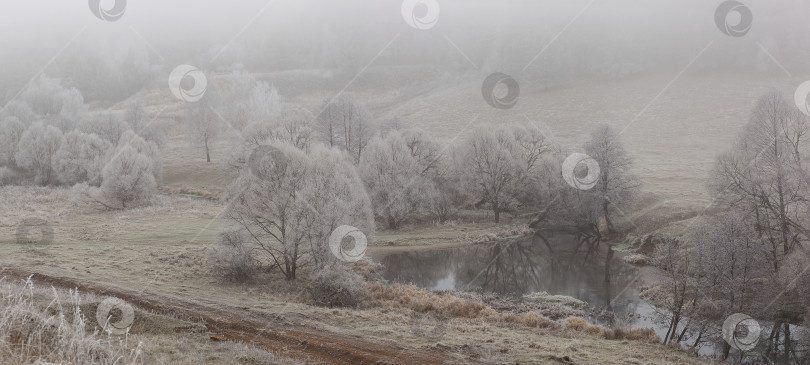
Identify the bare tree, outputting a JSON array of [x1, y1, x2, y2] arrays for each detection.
[[651, 237, 697, 347], [689, 212, 772, 358], [15, 122, 65, 185], [183, 99, 223, 163], [583, 123, 641, 233], [52, 131, 112, 186], [710, 91, 810, 267], [314, 93, 375, 163]]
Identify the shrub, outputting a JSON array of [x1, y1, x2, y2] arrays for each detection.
[[308, 263, 365, 308], [564, 316, 587, 331], [207, 230, 258, 283]]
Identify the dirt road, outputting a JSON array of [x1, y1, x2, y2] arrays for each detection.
[[0, 266, 450, 365]]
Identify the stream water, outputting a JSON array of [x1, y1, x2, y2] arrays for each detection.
[[370, 233, 727, 358]]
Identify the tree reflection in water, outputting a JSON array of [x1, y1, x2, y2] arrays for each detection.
[[375, 233, 642, 316]]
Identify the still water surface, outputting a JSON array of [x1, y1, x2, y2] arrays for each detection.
[[370, 234, 669, 344]]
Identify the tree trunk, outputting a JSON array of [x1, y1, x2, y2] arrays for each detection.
[[784, 322, 790, 364], [604, 246, 614, 282], [205, 139, 211, 163], [602, 199, 611, 229], [493, 201, 500, 223]]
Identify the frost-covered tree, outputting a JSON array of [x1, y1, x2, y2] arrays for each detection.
[[400, 128, 444, 176], [224, 141, 373, 280], [207, 68, 282, 131], [380, 115, 405, 136], [183, 99, 222, 163], [454, 125, 523, 222], [1, 100, 37, 124], [125, 100, 165, 147], [97, 146, 158, 209], [52, 131, 112, 186], [0, 117, 26, 167], [77, 112, 132, 145], [231, 107, 315, 179], [583, 123, 641, 232], [455, 123, 560, 223], [244, 107, 315, 151], [20, 75, 86, 123], [314, 93, 375, 162], [711, 91, 810, 263], [509, 123, 561, 211], [15, 122, 64, 185], [119, 131, 163, 186], [359, 131, 432, 229], [691, 213, 771, 311]]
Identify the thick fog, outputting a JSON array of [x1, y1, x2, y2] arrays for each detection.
[[2, 0, 810, 102]]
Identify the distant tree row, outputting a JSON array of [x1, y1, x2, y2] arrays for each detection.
[[0, 75, 164, 209]]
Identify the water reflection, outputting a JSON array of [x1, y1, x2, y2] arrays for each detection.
[[374, 234, 810, 362], [374, 233, 642, 315]]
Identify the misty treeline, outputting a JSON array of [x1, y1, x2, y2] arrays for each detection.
[[650, 91, 810, 363], [0, 75, 163, 209]]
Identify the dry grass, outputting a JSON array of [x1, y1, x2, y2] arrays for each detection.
[[363, 283, 498, 319], [364, 283, 662, 344], [0, 276, 142, 364], [0, 276, 304, 365], [459, 223, 535, 245], [623, 254, 652, 266]]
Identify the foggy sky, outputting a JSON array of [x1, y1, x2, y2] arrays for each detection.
[[2, 0, 809, 101]]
